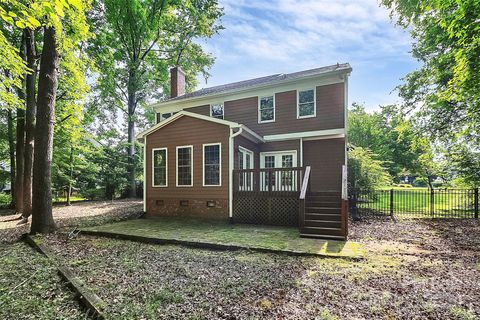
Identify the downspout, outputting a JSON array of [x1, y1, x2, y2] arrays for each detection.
[[299, 138, 303, 167], [229, 126, 243, 222]]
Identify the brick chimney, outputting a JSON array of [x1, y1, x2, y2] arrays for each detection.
[[170, 66, 186, 98]]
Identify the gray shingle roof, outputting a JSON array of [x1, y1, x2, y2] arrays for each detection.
[[164, 63, 351, 103]]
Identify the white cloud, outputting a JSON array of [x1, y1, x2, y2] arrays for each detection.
[[198, 0, 418, 110]]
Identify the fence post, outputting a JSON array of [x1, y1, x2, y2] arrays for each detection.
[[430, 188, 435, 217], [475, 188, 479, 219], [389, 189, 394, 219]]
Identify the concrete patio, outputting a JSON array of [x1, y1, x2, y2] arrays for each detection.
[[81, 217, 364, 258]]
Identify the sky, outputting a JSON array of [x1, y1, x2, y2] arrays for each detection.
[[195, 0, 420, 112]]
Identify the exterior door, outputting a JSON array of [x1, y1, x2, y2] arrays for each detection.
[[238, 147, 254, 191], [260, 151, 297, 191]]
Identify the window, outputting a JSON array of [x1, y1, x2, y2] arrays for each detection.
[[158, 111, 178, 122], [203, 143, 221, 186], [176, 146, 193, 186], [161, 112, 173, 121], [297, 89, 316, 118], [258, 95, 275, 123], [210, 104, 224, 119], [152, 148, 167, 187]]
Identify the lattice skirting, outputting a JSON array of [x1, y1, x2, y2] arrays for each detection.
[[233, 197, 299, 227]]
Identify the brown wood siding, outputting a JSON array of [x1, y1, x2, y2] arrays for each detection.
[[303, 138, 345, 192], [218, 83, 344, 136], [185, 104, 210, 116], [145, 116, 229, 218], [259, 140, 299, 153]]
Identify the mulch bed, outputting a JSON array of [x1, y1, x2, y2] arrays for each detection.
[[0, 199, 143, 243], [38, 218, 480, 319]]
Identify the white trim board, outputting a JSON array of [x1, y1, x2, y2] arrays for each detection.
[[137, 110, 241, 141], [263, 128, 346, 142]]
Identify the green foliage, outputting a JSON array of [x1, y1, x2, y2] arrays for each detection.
[[382, 0, 480, 186], [348, 147, 390, 193], [348, 103, 434, 181]]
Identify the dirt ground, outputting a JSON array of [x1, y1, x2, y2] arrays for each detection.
[[35, 218, 479, 319], [0, 199, 143, 243]]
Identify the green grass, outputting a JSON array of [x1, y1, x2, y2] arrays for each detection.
[[0, 243, 85, 319], [360, 188, 475, 218], [52, 196, 86, 203], [83, 218, 363, 258]]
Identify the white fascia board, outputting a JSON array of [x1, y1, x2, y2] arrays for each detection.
[[151, 72, 348, 113], [136, 110, 241, 141], [239, 125, 265, 143], [263, 128, 346, 142]]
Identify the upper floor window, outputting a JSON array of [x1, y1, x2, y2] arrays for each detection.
[[210, 104, 224, 119], [176, 146, 193, 187], [297, 89, 316, 118], [156, 111, 178, 123], [152, 148, 167, 187], [258, 95, 275, 123]]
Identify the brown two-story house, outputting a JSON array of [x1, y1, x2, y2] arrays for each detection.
[[137, 63, 351, 239]]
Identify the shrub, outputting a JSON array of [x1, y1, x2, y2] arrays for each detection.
[[0, 193, 11, 208], [348, 147, 390, 195]]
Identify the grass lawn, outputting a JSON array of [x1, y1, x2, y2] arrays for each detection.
[[82, 217, 363, 258], [35, 218, 480, 319], [0, 242, 86, 319], [359, 188, 476, 218]]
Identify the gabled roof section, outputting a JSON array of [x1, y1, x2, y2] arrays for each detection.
[[136, 111, 241, 141], [158, 63, 351, 105]]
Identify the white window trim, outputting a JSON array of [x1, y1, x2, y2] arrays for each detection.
[[260, 150, 298, 168], [258, 94, 275, 124], [209, 103, 224, 119], [202, 143, 222, 187], [152, 147, 168, 187], [176, 145, 194, 187], [238, 146, 254, 169], [297, 88, 316, 119]]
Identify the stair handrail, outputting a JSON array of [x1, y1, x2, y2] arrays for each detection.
[[299, 166, 311, 229], [299, 166, 311, 200]]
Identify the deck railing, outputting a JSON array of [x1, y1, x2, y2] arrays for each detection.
[[233, 167, 304, 196]]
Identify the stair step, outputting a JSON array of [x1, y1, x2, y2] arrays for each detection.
[[300, 233, 346, 240], [306, 195, 341, 202], [307, 191, 341, 196], [306, 201, 341, 207], [304, 220, 342, 228], [300, 226, 343, 236], [305, 213, 342, 221], [305, 207, 341, 214]]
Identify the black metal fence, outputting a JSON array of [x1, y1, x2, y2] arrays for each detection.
[[349, 188, 479, 219]]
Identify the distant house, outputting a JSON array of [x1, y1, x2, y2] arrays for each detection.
[[137, 64, 351, 240]]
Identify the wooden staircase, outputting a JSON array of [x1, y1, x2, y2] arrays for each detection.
[[300, 191, 345, 240]]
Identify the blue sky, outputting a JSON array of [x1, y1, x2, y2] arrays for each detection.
[[196, 0, 420, 112]]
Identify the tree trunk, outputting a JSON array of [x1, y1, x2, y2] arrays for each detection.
[[15, 34, 26, 215], [126, 71, 136, 198], [7, 109, 15, 208], [22, 28, 37, 219], [66, 146, 73, 206], [30, 26, 59, 234]]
